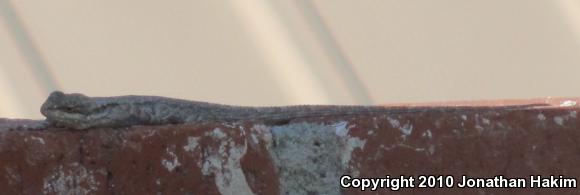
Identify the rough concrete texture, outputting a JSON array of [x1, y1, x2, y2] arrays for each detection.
[[0, 98, 579, 194]]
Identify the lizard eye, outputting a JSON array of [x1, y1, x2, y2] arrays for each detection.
[[63, 106, 75, 112]]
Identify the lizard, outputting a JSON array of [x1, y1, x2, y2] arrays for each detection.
[[40, 91, 548, 130]]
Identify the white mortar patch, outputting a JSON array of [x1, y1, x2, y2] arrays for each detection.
[[342, 137, 366, 167], [30, 136, 45, 145], [333, 121, 348, 137], [201, 128, 253, 195], [399, 123, 413, 137], [560, 100, 577, 107], [387, 117, 400, 128], [387, 117, 413, 137], [211, 128, 227, 139], [570, 111, 577, 118], [42, 163, 99, 194], [553, 116, 565, 126], [422, 129, 432, 139], [481, 118, 491, 125], [266, 122, 366, 194], [537, 113, 546, 121], [161, 147, 181, 172], [183, 136, 200, 152]]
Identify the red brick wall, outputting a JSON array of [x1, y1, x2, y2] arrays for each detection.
[[0, 98, 579, 194]]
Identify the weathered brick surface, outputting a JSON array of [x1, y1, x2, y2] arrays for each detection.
[[0, 98, 579, 194]]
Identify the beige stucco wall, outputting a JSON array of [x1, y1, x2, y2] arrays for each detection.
[[1, 0, 579, 119]]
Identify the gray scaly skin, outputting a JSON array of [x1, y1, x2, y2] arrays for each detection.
[[41, 91, 546, 130]]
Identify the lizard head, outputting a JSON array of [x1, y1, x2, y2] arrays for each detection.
[[41, 91, 97, 129]]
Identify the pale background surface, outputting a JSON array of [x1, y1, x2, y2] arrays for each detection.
[[1, 0, 579, 119]]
